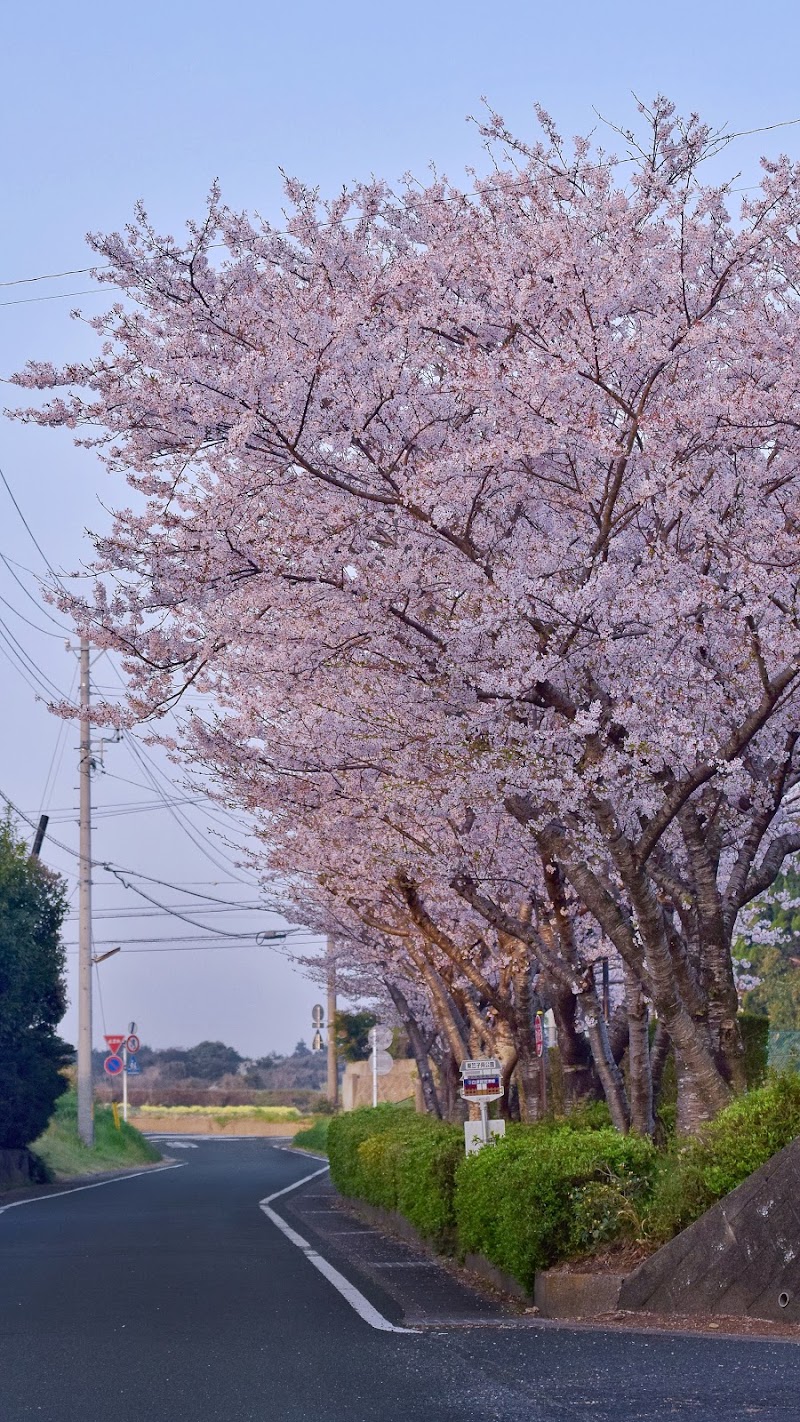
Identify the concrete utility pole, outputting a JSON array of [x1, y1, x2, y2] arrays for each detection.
[[326, 937, 338, 1108], [77, 637, 94, 1148]]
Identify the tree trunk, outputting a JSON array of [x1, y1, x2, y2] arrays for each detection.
[[578, 989, 630, 1133], [550, 985, 599, 1106], [515, 1049, 547, 1122], [650, 1020, 671, 1107], [436, 1048, 466, 1123], [624, 967, 654, 1136], [386, 979, 441, 1118]]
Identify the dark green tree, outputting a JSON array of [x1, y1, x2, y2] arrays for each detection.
[[0, 814, 71, 1148], [183, 1039, 242, 1080], [739, 864, 800, 1028], [334, 1010, 377, 1062]]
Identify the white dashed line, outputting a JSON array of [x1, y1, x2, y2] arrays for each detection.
[[259, 1162, 417, 1334]]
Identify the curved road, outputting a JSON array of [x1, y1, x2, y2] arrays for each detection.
[[1, 1139, 797, 1421]]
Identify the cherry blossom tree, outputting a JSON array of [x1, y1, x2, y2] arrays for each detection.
[[14, 96, 800, 1132]]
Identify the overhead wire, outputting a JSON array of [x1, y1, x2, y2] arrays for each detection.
[[0, 589, 68, 639], [4, 120, 800, 304], [0, 550, 71, 631]]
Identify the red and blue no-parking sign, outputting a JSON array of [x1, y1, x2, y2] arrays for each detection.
[[103, 1053, 124, 1077]]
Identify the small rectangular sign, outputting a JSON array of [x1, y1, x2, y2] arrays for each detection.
[[461, 1075, 502, 1097], [460, 1057, 502, 1075]]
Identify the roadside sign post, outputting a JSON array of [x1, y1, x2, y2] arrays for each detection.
[[367, 1025, 393, 1107], [459, 1057, 506, 1155], [535, 1013, 547, 1117], [122, 1023, 137, 1123], [311, 1005, 324, 1052]]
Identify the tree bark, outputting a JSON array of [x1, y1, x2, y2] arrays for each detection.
[[549, 984, 600, 1106], [385, 979, 441, 1117], [624, 966, 654, 1136]]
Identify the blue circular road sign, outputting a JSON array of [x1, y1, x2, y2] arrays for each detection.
[[104, 1053, 124, 1076]]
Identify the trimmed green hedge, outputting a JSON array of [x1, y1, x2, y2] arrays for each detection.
[[329, 1077, 800, 1294], [454, 1125, 656, 1290], [328, 1105, 462, 1248], [328, 1105, 655, 1281]]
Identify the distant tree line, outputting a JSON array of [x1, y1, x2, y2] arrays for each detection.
[[92, 1037, 328, 1090]]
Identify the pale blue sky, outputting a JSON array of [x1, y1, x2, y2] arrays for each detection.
[[1, 0, 799, 1055]]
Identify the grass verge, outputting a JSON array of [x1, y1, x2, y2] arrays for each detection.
[[292, 1116, 331, 1153], [32, 1090, 162, 1179]]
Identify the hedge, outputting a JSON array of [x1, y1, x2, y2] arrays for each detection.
[[454, 1125, 656, 1290], [328, 1104, 462, 1248], [328, 1105, 655, 1281], [328, 1077, 800, 1294]]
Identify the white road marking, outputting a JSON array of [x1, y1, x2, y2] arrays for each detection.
[[0, 1161, 186, 1215], [162, 1141, 199, 1149], [259, 1163, 417, 1334]]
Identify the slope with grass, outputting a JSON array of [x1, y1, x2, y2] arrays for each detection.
[[32, 1091, 161, 1179]]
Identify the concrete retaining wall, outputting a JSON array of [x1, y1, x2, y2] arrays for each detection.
[[129, 1115, 306, 1136], [620, 1136, 800, 1322]]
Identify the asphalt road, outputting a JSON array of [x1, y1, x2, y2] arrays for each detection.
[[1, 1139, 798, 1422]]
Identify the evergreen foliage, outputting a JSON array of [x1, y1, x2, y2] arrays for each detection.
[[0, 815, 72, 1148], [740, 865, 800, 1028]]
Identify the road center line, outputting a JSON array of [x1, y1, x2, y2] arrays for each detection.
[[259, 1163, 417, 1334], [0, 1161, 187, 1215]]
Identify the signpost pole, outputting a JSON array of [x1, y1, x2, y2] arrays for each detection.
[[372, 1042, 378, 1108], [479, 1099, 489, 1146], [122, 1042, 128, 1123]]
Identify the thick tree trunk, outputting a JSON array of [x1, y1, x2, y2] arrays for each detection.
[[550, 985, 599, 1106], [675, 1049, 720, 1134], [624, 967, 654, 1136], [436, 1048, 466, 1123], [515, 1049, 548, 1122], [385, 980, 441, 1118], [650, 1020, 671, 1107]]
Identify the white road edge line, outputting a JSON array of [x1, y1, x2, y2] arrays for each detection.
[[259, 1164, 418, 1334], [0, 1161, 186, 1215]]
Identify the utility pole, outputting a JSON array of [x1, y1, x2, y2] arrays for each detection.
[[326, 937, 338, 1108], [77, 637, 94, 1148]]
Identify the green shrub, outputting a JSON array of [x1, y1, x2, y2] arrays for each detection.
[[328, 1106, 462, 1247], [454, 1125, 656, 1291], [32, 1090, 161, 1178], [293, 1117, 331, 1153], [644, 1071, 800, 1241]]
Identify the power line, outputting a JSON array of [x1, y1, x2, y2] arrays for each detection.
[[0, 287, 109, 309], [0, 461, 68, 590], [0, 264, 98, 289], [0, 784, 262, 909], [0, 589, 67, 639], [5, 123, 800, 300], [0, 550, 71, 631], [0, 613, 76, 704]]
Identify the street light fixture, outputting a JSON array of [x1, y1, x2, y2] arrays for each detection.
[[91, 946, 121, 964]]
